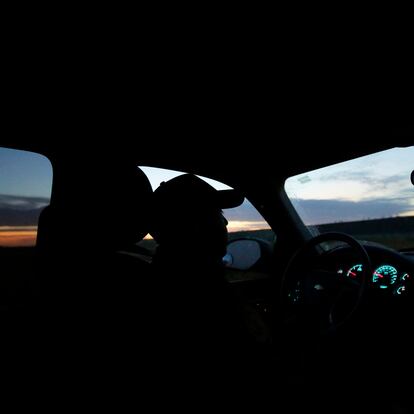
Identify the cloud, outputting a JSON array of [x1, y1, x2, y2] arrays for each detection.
[[291, 197, 414, 225], [321, 170, 408, 187], [0, 194, 50, 210], [0, 194, 49, 226], [319, 170, 375, 185]]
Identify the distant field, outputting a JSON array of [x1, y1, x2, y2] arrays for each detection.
[[1, 216, 409, 251], [138, 229, 276, 254], [317, 216, 414, 251], [228, 229, 275, 242], [139, 217, 414, 252], [229, 217, 414, 250]]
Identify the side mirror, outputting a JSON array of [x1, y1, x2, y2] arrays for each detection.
[[223, 239, 264, 270]]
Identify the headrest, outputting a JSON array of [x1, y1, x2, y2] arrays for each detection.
[[37, 166, 153, 252], [112, 166, 153, 246]]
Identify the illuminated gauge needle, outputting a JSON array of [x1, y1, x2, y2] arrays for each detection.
[[349, 272, 357, 277], [374, 272, 384, 278]]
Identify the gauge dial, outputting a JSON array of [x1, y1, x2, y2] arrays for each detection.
[[346, 264, 363, 280], [372, 265, 398, 289]]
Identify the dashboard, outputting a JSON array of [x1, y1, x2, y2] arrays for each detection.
[[328, 243, 414, 298], [338, 262, 411, 296]]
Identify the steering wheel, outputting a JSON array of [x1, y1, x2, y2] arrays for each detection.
[[280, 232, 372, 333]]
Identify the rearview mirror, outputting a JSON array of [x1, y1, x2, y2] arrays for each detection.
[[223, 239, 262, 270]]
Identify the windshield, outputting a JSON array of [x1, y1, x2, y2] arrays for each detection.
[[285, 146, 414, 250]]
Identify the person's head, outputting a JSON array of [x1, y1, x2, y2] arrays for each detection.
[[150, 174, 244, 259]]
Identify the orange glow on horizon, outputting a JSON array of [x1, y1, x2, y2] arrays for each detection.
[[399, 211, 414, 218], [1, 221, 271, 247], [226, 220, 270, 233], [143, 220, 270, 240], [0, 227, 37, 247]]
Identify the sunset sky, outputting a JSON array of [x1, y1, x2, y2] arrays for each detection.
[[1, 146, 412, 247], [0, 148, 52, 247], [142, 146, 414, 230], [285, 146, 414, 225], [0, 226, 38, 247]]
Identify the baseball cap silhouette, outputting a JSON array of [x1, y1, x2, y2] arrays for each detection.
[[149, 174, 244, 241], [154, 173, 244, 209]]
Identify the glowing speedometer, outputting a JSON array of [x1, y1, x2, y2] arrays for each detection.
[[372, 265, 398, 289]]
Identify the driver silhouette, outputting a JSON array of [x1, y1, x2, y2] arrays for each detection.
[[148, 174, 273, 403], [150, 175, 244, 333]]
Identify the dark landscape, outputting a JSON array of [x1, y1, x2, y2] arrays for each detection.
[[138, 216, 414, 254]]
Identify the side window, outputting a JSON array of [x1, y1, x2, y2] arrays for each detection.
[[0, 147, 53, 247], [139, 166, 274, 253]]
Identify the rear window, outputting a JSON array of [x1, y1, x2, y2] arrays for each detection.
[[0, 147, 53, 247]]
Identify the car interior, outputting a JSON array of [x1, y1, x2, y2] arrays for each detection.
[[0, 131, 413, 411]]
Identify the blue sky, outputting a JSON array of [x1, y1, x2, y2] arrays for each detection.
[[285, 146, 414, 225], [0, 148, 53, 199], [140, 166, 232, 191]]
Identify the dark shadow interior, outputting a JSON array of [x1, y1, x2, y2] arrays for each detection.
[[0, 128, 412, 411]]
